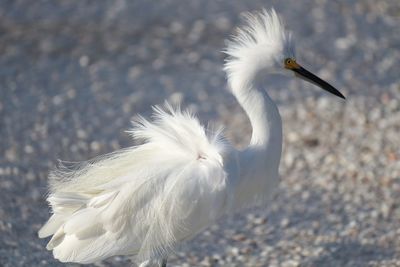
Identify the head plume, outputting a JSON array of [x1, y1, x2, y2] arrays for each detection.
[[224, 9, 295, 89]]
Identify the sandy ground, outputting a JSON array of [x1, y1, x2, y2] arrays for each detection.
[[1, 1, 400, 266]]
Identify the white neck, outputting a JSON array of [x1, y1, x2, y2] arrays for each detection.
[[228, 78, 283, 211], [232, 80, 282, 149]]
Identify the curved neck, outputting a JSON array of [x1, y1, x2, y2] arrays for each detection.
[[233, 82, 282, 148]]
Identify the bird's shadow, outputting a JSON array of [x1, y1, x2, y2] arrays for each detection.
[[304, 240, 394, 267]]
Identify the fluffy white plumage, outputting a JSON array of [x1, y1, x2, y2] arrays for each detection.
[[39, 105, 232, 263], [39, 8, 297, 266]]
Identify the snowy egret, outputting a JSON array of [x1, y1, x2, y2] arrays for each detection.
[[39, 9, 344, 267]]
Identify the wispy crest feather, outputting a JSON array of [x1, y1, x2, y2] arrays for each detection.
[[224, 8, 295, 84]]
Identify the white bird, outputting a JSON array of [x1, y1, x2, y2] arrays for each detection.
[[39, 9, 344, 267]]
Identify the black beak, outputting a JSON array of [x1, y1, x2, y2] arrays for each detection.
[[292, 66, 345, 99]]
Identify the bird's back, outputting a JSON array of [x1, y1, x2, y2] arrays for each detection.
[[39, 104, 232, 263]]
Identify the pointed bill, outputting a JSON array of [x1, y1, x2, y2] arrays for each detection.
[[285, 59, 345, 99]]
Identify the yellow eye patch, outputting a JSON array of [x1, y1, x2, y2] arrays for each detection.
[[284, 58, 300, 70]]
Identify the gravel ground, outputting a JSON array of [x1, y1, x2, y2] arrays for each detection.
[[1, 1, 400, 266]]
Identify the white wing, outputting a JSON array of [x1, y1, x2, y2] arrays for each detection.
[[39, 104, 233, 263]]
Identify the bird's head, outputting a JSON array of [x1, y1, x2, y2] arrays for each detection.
[[224, 8, 345, 99]]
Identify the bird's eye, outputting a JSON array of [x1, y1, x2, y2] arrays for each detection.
[[285, 58, 294, 65], [284, 58, 297, 69]]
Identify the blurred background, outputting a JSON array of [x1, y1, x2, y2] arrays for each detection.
[[1, 0, 400, 266]]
